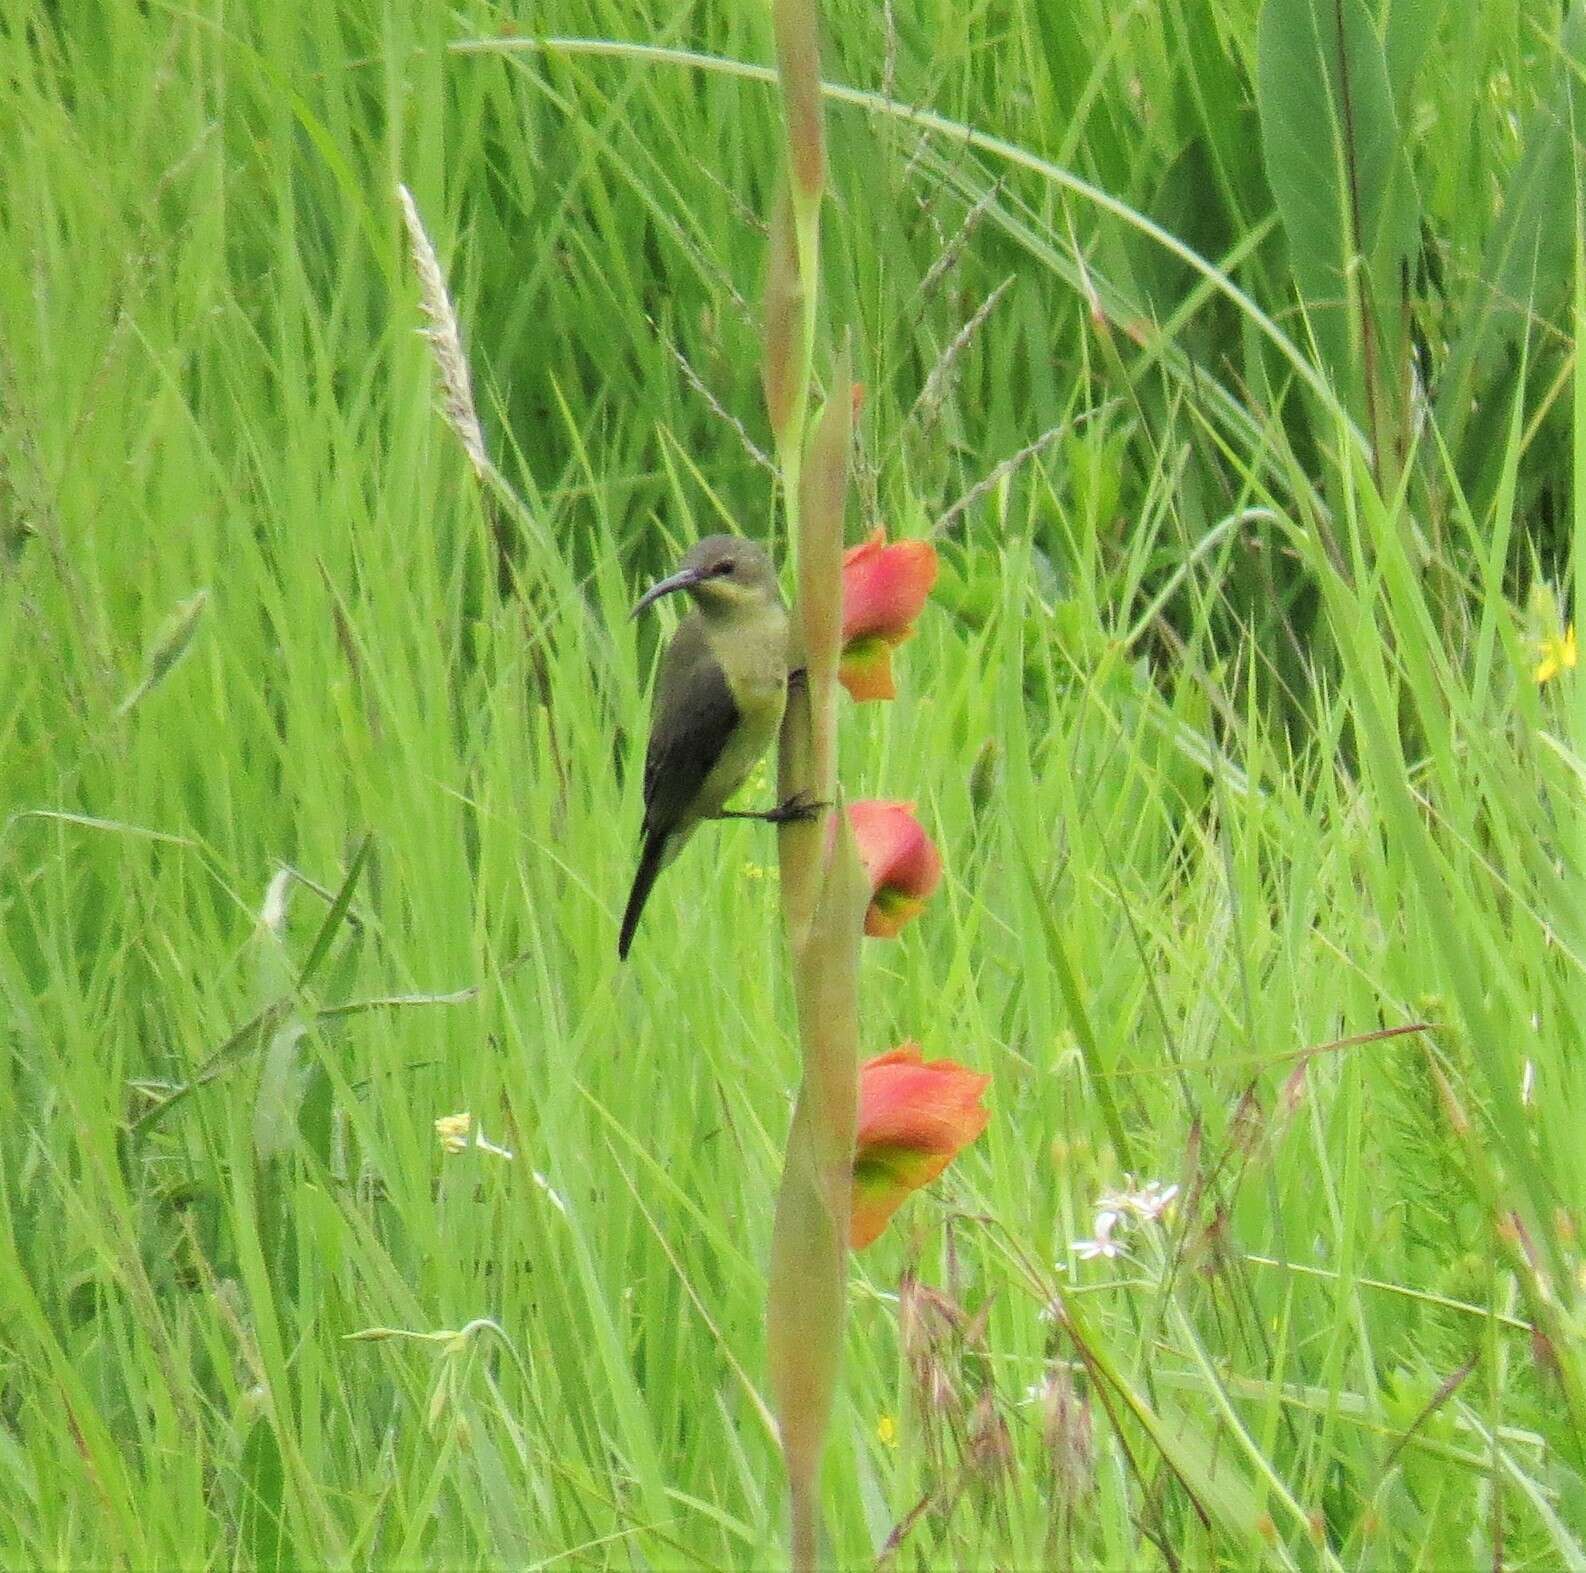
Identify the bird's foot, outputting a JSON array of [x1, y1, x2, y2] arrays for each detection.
[[766, 790, 826, 824], [716, 791, 826, 825]]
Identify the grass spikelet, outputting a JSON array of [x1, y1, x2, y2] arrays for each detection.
[[906, 274, 1015, 433], [116, 588, 209, 718], [396, 182, 489, 485]]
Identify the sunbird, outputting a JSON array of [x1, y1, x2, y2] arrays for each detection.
[[620, 534, 807, 959]]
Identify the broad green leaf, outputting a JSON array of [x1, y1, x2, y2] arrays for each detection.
[[1435, 1, 1586, 451], [253, 1021, 310, 1162], [239, 1417, 289, 1572], [1257, 0, 1419, 413], [1381, 0, 1446, 112]]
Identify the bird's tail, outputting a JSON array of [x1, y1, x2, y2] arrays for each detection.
[[618, 830, 670, 960]]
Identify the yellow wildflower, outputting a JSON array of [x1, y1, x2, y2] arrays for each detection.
[[434, 1111, 514, 1160], [1534, 623, 1577, 684], [435, 1112, 473, 1153], [876, 1414, 898, 1448]]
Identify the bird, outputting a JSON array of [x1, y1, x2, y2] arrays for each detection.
[[620, 534, 805, 959]]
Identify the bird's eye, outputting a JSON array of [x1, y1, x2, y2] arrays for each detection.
[[712, 559, 734, 577]]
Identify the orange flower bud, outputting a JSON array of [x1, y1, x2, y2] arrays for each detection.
[[847, 800, 942, 937], [852, 1045, 990, 1248], [839, 531, 937, 700]]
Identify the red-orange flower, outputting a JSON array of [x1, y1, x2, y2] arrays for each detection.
[[851, 1045, 990, 1248], [839, 530, 938, 700], [848, 800, 942, 937]]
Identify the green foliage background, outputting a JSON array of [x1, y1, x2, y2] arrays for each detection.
[[3, 0, 1586, 1566]]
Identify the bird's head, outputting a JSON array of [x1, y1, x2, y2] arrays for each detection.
[[632, 535, 783, 621]]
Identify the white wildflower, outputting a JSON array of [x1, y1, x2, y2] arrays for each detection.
[[1097, 1175, 1179, 1224], [1069, 1176, 1178, 1266], [1071, 1208, 1126, 1261]]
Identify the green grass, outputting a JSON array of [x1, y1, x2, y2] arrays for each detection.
[[3, 0, 1586, 1566]]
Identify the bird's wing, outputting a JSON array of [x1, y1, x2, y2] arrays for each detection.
[[642, 614, 740, 839]]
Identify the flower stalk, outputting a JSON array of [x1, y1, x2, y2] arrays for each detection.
[[761, 10, 972, 1563], [769, 344, 857, 1568], [763, 5, 859, 1567]]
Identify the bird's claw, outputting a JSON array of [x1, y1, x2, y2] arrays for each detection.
[[715, 791, 826, 824], [765, 791, 825, 824]]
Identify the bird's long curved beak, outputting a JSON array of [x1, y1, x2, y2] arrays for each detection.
[[631, 566, 708, 619]]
